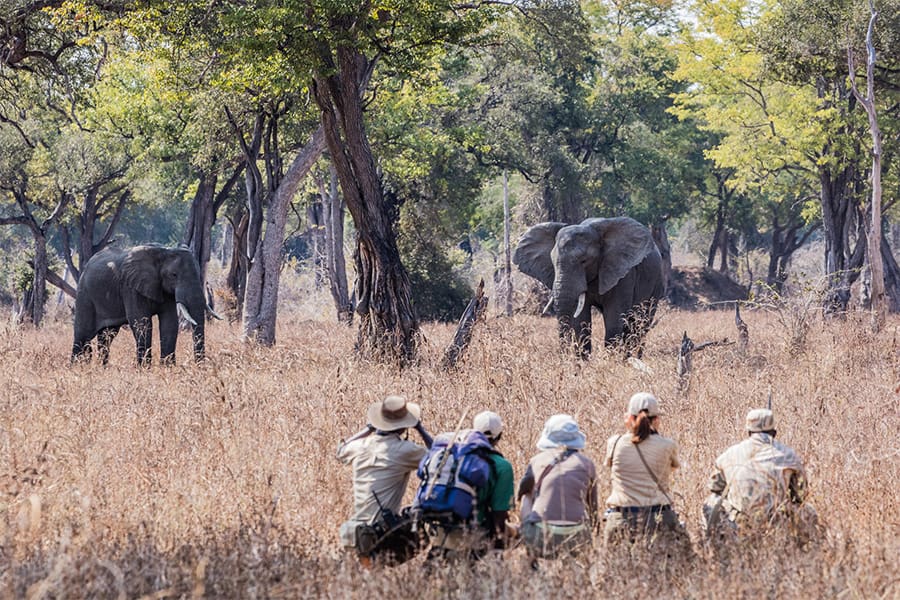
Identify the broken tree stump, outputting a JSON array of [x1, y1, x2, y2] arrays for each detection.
[[442, 279, 488, 370], [677, 331, 733, 390], [735, 303, 749, 352]]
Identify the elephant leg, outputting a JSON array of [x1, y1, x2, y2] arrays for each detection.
[[158, 306, 178, 365], [130, 316, 153, 366], [71, 338, 93, 364], [558, 312, 593, 359], [96, 326, 120, 365], [575, 310, 592, 359], [621, 298, 658, 358], [71, 302, 97, 364]]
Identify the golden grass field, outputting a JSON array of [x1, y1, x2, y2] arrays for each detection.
[[1, 303, 898, 598]]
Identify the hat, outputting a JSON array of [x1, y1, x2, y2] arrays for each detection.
[[367, 395, 421, 431], [537, 414, 586, 450], [473, 411, 503, 439], [746, 408, 775, 433], [627, 392, 661, 417]]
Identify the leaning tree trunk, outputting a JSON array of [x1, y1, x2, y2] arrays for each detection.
[[242, 127, 326, 345], [312, 49, 419, 362]]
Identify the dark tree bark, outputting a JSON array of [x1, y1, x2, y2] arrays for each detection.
[[60, 185, 129, 282], [819, 163, 864, 311], [314, 162, 352, 323], [706, 173, 735, 273], [183, 163, 243, 284], [225, 207, 249, 322], [766, 210, 818, 292], [312, 49, 419, 362], [1, 186, 69, 326]]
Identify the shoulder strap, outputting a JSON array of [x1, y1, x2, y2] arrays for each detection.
[[534, 448, 575, 499], [633, 441, 674, 506]]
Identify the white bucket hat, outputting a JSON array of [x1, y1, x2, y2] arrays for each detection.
[[367, 395, 421, 430], [537, 414, 586, 450]]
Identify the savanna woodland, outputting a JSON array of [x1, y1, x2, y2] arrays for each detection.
[[1, 0, 898, 598]]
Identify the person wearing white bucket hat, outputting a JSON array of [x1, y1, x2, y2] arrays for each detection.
[[703, 408, 816, 540], [604, 392, 684, 547], [337, 395, 434, 566], [517, 414, 598, 563]]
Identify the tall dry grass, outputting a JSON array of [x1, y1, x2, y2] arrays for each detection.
[[0, 305, 898, 598]]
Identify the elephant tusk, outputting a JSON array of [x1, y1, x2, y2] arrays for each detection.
[[177, 302, 198, 326], [207, 304, 224, 320], [541, 297, 554, 316], [573, 293, 587, 319]]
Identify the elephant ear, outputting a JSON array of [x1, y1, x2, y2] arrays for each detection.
[[121, 245, 165, 302], [583, 217, 656, 296], [513, 222, 566, 289]]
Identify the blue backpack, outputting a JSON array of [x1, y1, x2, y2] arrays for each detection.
[[414, 429, 495, 523]]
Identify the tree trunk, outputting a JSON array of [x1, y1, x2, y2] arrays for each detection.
[[312, 49, 419, 362], [306, 200, 326, 288], [183, 172, 217, 284], [502, 170, 513, 316], [226, 209, 249, 322], [27, 232, 49, 326], [243, 126, 326, 344], [315, 162, 352, 324], [848, 7, 886, 326]]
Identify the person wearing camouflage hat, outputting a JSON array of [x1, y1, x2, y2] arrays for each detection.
[[703, 408, 816, 538]]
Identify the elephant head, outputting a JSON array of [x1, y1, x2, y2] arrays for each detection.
[[514, 217, 660, 356], [121, 246, 213, 361]]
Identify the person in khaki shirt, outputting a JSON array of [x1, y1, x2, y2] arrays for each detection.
[[604, 392, 682, 545], [337, 395, 432, 566], [703, 408, 815, 539]]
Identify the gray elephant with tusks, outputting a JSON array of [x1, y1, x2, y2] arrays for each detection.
[[514, 217, 664, 359], [71, 245, 221, 366]]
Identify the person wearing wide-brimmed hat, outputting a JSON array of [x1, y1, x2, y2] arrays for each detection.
[[517, 414, 598, 561], [604, 392, 683, 546], [703, 408, 815, 539], [337, 395, 433, 566]]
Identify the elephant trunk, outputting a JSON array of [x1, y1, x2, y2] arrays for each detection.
[[552, 268, 588, 322], [176, 287, 206, 361]]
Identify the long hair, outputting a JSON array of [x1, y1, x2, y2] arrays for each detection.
[[630, 411, 656, 444]]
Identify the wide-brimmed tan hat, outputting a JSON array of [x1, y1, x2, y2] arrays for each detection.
[[367, 395, 421, 431], [746, 408, 775, 432]]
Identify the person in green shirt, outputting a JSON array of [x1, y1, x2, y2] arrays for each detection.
[[472, 411, 515, 550]]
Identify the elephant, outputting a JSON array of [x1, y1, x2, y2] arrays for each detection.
[[71, 245, 220, 365], [513, 217, 665, 358]]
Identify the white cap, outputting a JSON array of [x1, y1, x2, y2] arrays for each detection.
[[628, 392, 661, 417], [473, 411, 503, 439]]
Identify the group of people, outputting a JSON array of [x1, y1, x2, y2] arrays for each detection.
[[337, 392, 814, 567]]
